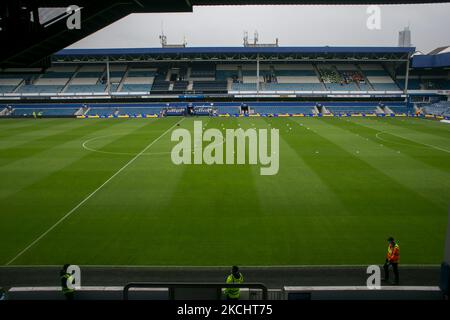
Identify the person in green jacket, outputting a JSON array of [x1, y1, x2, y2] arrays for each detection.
[[225, 266, 244, 300]]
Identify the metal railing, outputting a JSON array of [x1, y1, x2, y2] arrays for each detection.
[[123, 282, 268, 300]]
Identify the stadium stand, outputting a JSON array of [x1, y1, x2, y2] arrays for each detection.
[[231, 83, 258, 91], [388, 106, 411, 114], [358, 64, 401, 91], [0, 71, 36, 93], [1, 61, 446, 95], [64, 65, 106, 93], [118, 107, 162, 116], [18, 85, 65, 94], [216, 64, 239, 82], [151, 80, 171, 93], [326, 106, 377, 114], [423, 101, 450, 116], [192, 80, 228, 92], [252, 106, 314, 114], [172, 81, 189, 92], [190, 64, 216, 79], [1, 46, 449, 119], [87, 107, 119, 117], [120, 67, 156, 93], [214, 105, 240, 114], [12, 107, 78, 116]]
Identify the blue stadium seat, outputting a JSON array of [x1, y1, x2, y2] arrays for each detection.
[[363, 70, 390, 77], [172, 81, 189, 92], [151, 81, 170, 92], [370, 83, 401, 91], [252, 106, 314, 114], [40, 72, 74, 79], [216, 70, 238, 81], [65, 84, 106, 93], [326, 106, 377, 114], [0, 86, 17, 93], [423, 102, 450, 116], [17, 85, 64, 94], [76, 72, 103, 78], [357, 83, 373, 91], [262, 83, 324, 91], [191, 64, 216, 78], [87, 108, 117, 116], [274, 70, 316, 77], [121, 84, 151, 92], [127, 70, 157, 77], [192, 81, 227, 92], [325, 83, 359, 91], [215, 106, 240, 114], [118, 107, 162, 115], [12, 108, 77, 116], [231, 83, 257, 91], [388, 106, 410, 114]]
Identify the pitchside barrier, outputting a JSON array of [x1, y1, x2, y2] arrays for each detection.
[[441, 262, 450, 297], [76, 113, 419, 119], [123, 282, 268, 300], [5, 284, 444, 300], [74, 113, 449, 119], [6, 284, 270, 300], [283, 286, 443, 300]]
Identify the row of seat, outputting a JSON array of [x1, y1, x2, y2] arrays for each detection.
[[4, 105, 414, 117], [1, 63, 448, 94], [423, 102, 450, 117], [12, 108, 78, 116]]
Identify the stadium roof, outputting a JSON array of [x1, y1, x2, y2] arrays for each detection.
[[57, 46, 415, 56], [428, 46, 450, 55], [53, 46, 415, 63], [1, 0, 448, 67], [33, 1, 450, 6], [412, 49, 450, 68]]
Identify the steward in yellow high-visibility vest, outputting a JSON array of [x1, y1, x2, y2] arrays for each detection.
[[225, 266, 244, 300], [383, 237, 400, 285], [60, 264, 75, 300]]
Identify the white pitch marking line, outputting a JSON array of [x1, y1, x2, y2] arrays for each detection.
[[5, 118, 184, 266], [376, 130, 450, 154], [0, 264, 440, 268], [81, 117, 222, 156]]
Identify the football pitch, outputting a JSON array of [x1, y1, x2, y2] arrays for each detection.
[[0, 116, 449, 266]]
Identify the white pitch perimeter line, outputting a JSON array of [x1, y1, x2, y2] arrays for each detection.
[[0, 264, 441, 268], [5, 118, 184, 266]]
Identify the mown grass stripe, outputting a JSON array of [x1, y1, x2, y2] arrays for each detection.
[[5, 118, 184, 265]]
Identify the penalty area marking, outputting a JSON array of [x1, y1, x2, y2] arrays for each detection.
[[375, 131, 450, 154], [5, 118, 185, 266]]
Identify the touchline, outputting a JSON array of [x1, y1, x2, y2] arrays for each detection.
[[171, 121, 279, 176]]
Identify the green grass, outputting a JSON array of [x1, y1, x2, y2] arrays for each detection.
[[0, 116, 449, 266]]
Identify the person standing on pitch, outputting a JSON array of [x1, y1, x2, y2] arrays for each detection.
[[225, 266, 244, 300], [383, 237, 400, 285]]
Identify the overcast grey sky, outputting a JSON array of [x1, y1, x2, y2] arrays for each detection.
[[69, 4, 450, 53]]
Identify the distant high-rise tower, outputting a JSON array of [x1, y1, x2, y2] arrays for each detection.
[[398, 26, 412, 47]]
